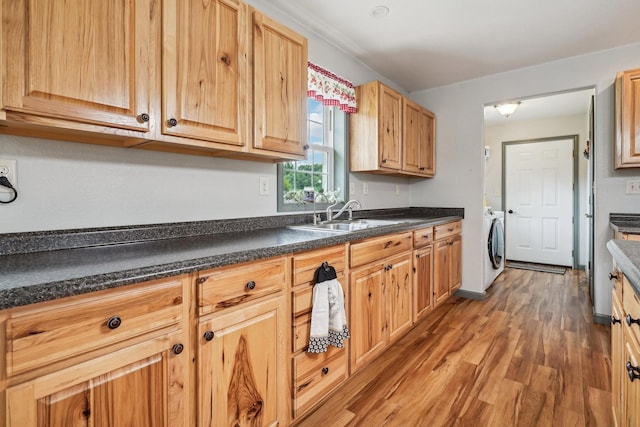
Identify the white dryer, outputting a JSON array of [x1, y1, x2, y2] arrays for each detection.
[[484, 208, 505, 290]]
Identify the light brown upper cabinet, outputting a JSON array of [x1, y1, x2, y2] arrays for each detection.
[[162, 0, 250, 147], [350, 81, 436, 177], [2, 0, 156, 138], [253, 12, 308, 157], [403, 98, 435, 176], [1, 0, 307, 162], [615, 68, 640, 168]]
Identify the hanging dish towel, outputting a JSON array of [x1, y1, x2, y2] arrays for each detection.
[[308, 264, 350, 353]]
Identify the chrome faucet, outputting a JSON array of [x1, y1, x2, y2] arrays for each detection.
[[326, 199, 362, 221]]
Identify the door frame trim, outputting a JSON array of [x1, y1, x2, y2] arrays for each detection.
[[501, 135, 579, 269]]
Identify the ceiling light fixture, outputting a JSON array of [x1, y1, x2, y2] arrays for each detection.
[[494, 102, 521, 118], [369, 5, 389, 18]]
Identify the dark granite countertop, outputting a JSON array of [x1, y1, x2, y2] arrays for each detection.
[[607, 239, 640, 295], [0, 210, 462, 310], [610, 213, 640, 235]]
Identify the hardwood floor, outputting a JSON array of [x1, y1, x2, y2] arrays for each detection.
[[296, 267, 611, 426]]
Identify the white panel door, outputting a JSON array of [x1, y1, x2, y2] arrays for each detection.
[[505, 138, 574, 266]]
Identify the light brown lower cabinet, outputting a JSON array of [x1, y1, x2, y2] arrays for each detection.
[[413, 245, 434, 322], [433, 221, 462, 306], [610, 270, 640, 427], [349, 232, 413, 374], [2, 275, 192, 427], [196, 256, 289, 426], [197, 295, 287, 426], [6, 331, 188, 427], [290, 245, 349, 421]]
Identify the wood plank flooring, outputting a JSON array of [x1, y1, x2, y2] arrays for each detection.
[[296, 267, 611, 426]]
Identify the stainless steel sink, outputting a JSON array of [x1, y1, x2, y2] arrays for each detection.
[[288, 218, 404, 233]]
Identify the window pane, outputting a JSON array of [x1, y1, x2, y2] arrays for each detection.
[[309, 122, 323, 144], [308, 98, 323, 124]]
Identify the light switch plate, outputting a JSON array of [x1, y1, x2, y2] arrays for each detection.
[[626, 179, 640, 195]]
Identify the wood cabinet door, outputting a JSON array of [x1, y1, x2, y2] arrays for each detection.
[[5, 331, 188, 427], [419, 107, 436, 176], [198, 296, 287, 427], [386, 253, 412, 342], [378, 85, 402, 170], [413, 246, 433, 323], [616, 68, 640, 168], [402, 98, 421, 174], [2, 0, 156, 132], [162, 0, 250, 146], [624, 327, 640, 427], [349, 264, 386, 373], [612, 292, 625, 426], [433, 240, 451, 306], [253, 11, 307, 156], [450, 235, 462, 292]]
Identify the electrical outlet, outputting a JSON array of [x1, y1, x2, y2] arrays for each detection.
[[350, 182, 356, 195], [626, 179, 640, 195], [259, 176, 269, 195], [396, 185, 400, 196], [0, 159, 17, 193], [362, 182, 369, 195]]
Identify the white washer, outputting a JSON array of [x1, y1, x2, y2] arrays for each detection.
[[484, 208, 505, 289]]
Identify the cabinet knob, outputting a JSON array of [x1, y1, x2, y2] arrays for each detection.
[[419, 167, 425, 170], [167, 118, 178, 127], [107, 316, 122, 330], [203, 331, 215, 341], [381, 159, 387, 164], [322, 367, 329, 375], [138, 113, 150, 123], [172, 343, 184, 355], [303, 144, 310, 150], [246, 280, 256, 290], [626, 314, 640, 327], [609, 272, 620, 281], [627, 361, 640, 382], [612, 316, 622, 325]]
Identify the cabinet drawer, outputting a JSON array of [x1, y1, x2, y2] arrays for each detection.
[[199, 257, 286, 315], [291, 273, 347, 353], [293, 244, 346, 287], [350, 232, 412, 268], [624, 276, 640, 343], [434, 221, 461, 241], [293, 347, 347, 418], [6, 277, 184, 376], [413, 226, 433, 248]]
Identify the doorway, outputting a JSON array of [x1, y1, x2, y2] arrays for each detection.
[[503, 136, 578, 268]]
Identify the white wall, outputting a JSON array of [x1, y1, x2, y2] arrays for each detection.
[[484, 114, 590, 266], [0, 0, 409, 234], [410, 42, 640, 318]]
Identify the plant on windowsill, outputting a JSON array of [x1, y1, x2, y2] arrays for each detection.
[[284, 188, 342, 205]]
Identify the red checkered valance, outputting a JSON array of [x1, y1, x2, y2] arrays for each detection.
[[307, 62, 357, 113]]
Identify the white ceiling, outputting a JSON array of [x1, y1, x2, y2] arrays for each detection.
[[483, 89, 594, 125], [269, 0, 640, 93]]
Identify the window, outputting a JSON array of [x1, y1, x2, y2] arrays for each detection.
[[277, 98, 348, 212]]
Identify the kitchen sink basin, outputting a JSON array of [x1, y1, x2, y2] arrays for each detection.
[[288, 218, 404, 233]]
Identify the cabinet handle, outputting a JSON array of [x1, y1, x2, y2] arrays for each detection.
[[246, 280, 256, 290], [167, 118, 178, 127], [138, 113, 150, 123], [322, 367, 329, 375], [626, 314, 640, 327], [419, 167, 425, 170], [203, 331, 215, 341], [107, 316, 122, 330], [612, 316, 622, 325], [609, 272, 620, 281], [172, 343, 184, 355], [448, 227, 454, 232], [381, 159, 387, 164], [423, 234, 430, 239], [627, 361, 640, 382]]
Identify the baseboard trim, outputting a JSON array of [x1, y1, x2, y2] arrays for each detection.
[[592, 312, 610, 325], [454, 289, 487, 301]]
